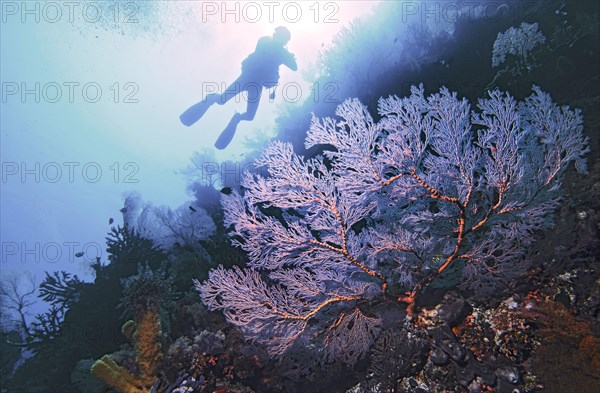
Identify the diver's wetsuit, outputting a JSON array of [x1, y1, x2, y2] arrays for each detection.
[[180, 33, 297, 149]]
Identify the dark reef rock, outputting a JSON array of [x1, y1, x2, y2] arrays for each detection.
[[429, 347, 450, 366], [496, 365, 520, 384], [436, 291, 472, 327]]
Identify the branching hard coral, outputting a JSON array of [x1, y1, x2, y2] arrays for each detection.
[[196, 85, 589, 366], [28, 304, 65, 345], [22, 271, 84, 346], [38, 271, 83, 310], [106, 225, 166, 269]]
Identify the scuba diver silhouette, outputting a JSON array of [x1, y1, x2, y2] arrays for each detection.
[[180, 26, 298, 150]]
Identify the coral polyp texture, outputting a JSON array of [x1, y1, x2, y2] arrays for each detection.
[[195, 85, 589, 366]]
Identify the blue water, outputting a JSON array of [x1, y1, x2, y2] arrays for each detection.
[[1, 1, 376, 317]]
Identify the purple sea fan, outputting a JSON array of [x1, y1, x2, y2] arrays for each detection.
[[195, 84, 589, 366]]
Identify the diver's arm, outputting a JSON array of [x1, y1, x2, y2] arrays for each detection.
[[282, 50, 298, 71]]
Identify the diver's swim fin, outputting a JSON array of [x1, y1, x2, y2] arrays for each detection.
[[215, 114, 241, 150], [179, 94, 216, 126]]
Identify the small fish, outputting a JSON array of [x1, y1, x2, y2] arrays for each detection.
[[189, 206, 197, 212], [108, 218, 114, 225], [75, 252, 84, 258], [221, 187, 232, 195], [393, 37, 399, 43]]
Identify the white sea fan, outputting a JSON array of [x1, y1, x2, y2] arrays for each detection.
[[492, 22, 546, 68]]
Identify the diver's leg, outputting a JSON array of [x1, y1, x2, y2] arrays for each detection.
[[180, 81, 232, 126], [179, 97, 215, 126], [214, 113, 242, 150], [217, 76, 246, 105], [238, 82, 261, 121], [214, 84, 262, 149]]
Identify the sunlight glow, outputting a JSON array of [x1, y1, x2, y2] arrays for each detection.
[[0, 0, 380, 284]]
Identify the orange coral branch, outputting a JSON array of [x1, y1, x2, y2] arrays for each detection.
[[279, 295, 361, 321], [409, 171, 460, 204]]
